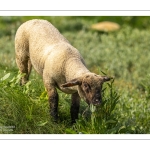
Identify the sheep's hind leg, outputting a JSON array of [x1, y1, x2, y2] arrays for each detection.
[[71, 92, 80, 124], [28, 59, 32, 78], [16, 56, 32, 85]]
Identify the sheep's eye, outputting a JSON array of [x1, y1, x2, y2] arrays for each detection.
[[83, 83, 90, 88], [83, 83, 88, 87], [83, 83, 91, 93]]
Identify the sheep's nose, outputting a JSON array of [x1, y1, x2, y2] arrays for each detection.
[[93, 99, 101, 106]]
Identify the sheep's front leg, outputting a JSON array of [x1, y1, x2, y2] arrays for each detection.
[[45, 84, 59, 122], [71, 92, 80, 124], [48, 88, 58, 122]]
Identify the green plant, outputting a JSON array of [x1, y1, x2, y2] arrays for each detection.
[[0, 72, 70, 133]]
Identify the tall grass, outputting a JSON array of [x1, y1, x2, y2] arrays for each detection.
[[0, 72, 70, 134]]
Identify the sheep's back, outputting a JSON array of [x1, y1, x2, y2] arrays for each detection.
[[15, 19, 70, 75]]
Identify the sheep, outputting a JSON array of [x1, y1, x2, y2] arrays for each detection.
[[15, 19, 113, 123]]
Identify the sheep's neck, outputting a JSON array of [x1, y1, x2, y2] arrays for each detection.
[[65, 58, 90, 81]]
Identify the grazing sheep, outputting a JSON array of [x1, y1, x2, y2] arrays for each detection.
[[15, 19, 112, 123]]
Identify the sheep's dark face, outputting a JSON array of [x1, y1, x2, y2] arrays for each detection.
[[61, 73, 113, 106], [80, 74, 104, 105]]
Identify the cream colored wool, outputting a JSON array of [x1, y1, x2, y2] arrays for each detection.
[[15, 19, 112, 122], [15, 19, 90, 93]]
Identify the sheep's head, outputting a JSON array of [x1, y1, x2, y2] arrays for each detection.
[[61, 73, 113, 106]]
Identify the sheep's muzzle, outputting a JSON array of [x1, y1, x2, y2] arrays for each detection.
[[92, 99, 101, 106]]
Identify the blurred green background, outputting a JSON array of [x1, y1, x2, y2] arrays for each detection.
[[1, 16, 150, 36]]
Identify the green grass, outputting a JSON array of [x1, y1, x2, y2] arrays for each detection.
[[0, 16, 150, 134]]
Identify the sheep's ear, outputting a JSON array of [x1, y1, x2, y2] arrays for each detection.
[[101, 76, 114, 82], [61, 78, 82, 88]]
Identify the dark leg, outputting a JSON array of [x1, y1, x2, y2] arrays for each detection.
[[47, 87, 59, 122], [71, 92, 80, 124]]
